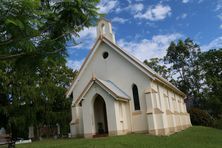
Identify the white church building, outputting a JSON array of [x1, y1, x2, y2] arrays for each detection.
[[66, 19, 191, 138]]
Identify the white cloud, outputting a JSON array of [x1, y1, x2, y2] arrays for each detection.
[[126, 0, 132, 4], [67, 59, 84, 70], [112, 17, 128, 24], [182, 0, 189, 3], [201, 36, 222, 51], [134, 4, 171, 21], [176, 13, 187, 20], [215, 0, 222, 25], [215, 0, 222, 11], [198, 0, 204, 3], [115, 3, 144, 13], [218, 13, 222, 20], [181, 13, 187, 19], [220, 24, 222, 29], [71, 27, 97, 49], [78, 27, 96, 39], [131, 3, 144, 12], [67, 27, 97, 70], [117, 33, 182, 61], [97, 0, 118, 13]]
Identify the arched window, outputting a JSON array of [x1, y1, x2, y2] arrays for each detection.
[[132, 84, 140, 110]]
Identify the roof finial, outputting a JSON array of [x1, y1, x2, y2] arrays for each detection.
[[97, 18, 116, 43]]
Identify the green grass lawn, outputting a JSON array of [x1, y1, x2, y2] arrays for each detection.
[[17, 126, 222, 148]]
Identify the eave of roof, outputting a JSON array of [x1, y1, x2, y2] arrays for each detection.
[[96, 78, 130, 100], [102, 37, 186, 97], [66, 35, 186, 99], [66, 37, 102, 97], [73, 77, 130, 106]]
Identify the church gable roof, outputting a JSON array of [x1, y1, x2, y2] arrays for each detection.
[[67, 19, 186, 98], [74, 77, 130, 106], [102, 37, 186, 97]]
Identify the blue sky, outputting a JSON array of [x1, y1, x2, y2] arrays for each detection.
[[67, 0, 222, 70]]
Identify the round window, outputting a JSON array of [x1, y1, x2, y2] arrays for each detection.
[[103, 52, 109, 59]]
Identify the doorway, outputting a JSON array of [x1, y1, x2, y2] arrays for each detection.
[[93, 94, 108, 136]]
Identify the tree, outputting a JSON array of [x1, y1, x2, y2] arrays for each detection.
[[144, 58, 170, 80], [0, 0, 100, 95], [4, 59, 77, 138], [144, 38, 222, 121], [0, 0, 100, 61], [164, 38, 202, 107], [199, 49, 222, 117], [0, 0, 100, 138]]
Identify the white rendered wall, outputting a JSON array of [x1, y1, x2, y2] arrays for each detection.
[[71, 41, 190, 136], [71, 42, 152, 132]]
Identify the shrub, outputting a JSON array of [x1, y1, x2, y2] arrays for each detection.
[[214, 118, 222, 129], [189, 108, 214, 127]]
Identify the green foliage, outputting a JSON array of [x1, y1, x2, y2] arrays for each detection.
[[189, 108, 214, 127], [144, 58, 170, 80], [164, 39, 222, 120], [164, 38, 202, 104], [213, 118, 222, 129], [0, 0, 99, 138], [144, 39, 222, 120], [4, 59, 76, 138], [9, 115, 29, 138], [0, 106, 8, 128], [199, 49, 222, 117], [0, 0, 100, 61]]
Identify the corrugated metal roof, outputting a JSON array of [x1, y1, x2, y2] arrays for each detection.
[[97, 79, 130, 100]]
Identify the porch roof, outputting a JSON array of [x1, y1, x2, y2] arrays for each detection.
[[74, 77, 130, 106], [96, 79, 130, 101]]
